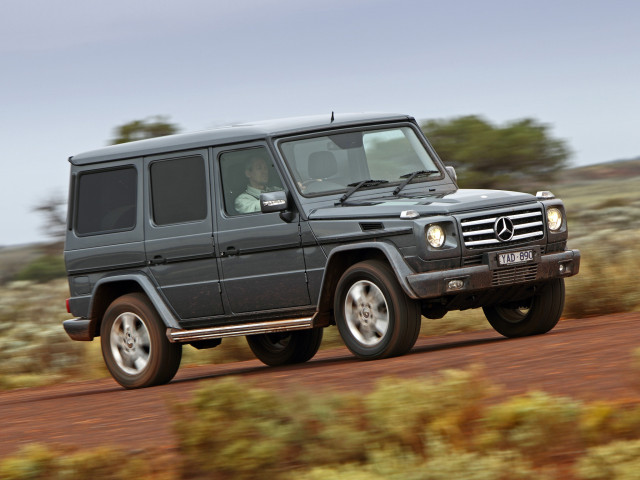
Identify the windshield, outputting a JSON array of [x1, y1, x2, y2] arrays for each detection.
[[279, 126, 442, 197]]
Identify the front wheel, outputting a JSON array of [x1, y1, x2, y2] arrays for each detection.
[[246, 328, 323, 366], [334, 260, 421, 360], [483, 279, 565, 338], [100, 293, 182, 389]]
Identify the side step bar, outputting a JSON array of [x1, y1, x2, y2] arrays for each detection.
[[167, 317, 314, 343]]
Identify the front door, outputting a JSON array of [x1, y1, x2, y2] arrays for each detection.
[[214, 143, 310, 314], [144, 150, 225, 320]]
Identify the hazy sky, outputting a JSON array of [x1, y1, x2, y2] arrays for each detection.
[[1, 0, 639, 246]]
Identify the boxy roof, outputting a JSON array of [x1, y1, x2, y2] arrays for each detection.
[[69, 113, 412, 165]]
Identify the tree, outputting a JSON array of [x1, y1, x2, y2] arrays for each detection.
[[33, 193, 67, 250], [421, 116, 571, 190], [111, 116, 179, 145]]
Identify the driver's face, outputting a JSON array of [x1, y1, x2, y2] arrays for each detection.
[[246, 157, 269, 189]]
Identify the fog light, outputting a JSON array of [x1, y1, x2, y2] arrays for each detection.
[[447, 279, 465, 291], [559, 262, 572, 275]]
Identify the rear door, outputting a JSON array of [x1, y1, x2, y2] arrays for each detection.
[[214, 143, 311, 313], [144, 150, 225, 320]]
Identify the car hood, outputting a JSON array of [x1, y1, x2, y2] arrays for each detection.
[[307, 189, 538, 219]]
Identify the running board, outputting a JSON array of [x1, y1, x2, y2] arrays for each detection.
[[166, 317, 314, 343]]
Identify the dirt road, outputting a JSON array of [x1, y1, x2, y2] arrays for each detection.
[[1, 313, 639, 457]]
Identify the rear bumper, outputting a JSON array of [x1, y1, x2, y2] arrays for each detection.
[[406, 249, 580, 299], [63, 318, 94, 341]]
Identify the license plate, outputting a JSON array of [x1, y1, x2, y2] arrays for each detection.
[[498, 250, 535, 266]]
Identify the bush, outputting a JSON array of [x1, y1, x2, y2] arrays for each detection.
[[293, 444, 538, 480], [172, 377, 305, 479], [575, 439, 640, 480], [13, 255, 66, 283], [364, 366, 491, 453], [171, 369, 498, 479], [580, 401, 640, 446], [477, 391, 581, 462], [564, 242, 640, 318], [0, 280, 86, 387], [0, 444, 174, 480]]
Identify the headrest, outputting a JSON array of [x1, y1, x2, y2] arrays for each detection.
[[308, 151, 338, 179]]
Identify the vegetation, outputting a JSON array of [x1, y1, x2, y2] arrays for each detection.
[[110, 116, 179, 145], [13, 255, 66, 283], [421, 116, 570, 191], [5, 371, 640, 478]]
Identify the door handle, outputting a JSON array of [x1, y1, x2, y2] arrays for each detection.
[[148, 255, 166, 265], [224, 247, 240, 257]]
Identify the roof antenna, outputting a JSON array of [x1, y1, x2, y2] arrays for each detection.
[[330, 111, 334, 123]]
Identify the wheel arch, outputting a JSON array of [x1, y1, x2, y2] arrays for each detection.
[[315, 242, 418, 323], [88, 273, 180, 338]]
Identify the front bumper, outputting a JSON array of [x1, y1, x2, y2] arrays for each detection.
[[406, 249, 580, 299]]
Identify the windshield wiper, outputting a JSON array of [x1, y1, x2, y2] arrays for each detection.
[[392, 170, 440, 196], [339, 179, 389, 203]]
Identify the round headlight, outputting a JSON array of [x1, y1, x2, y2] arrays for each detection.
[[547, 207, 563, 231], [426, 224, 445, 248]]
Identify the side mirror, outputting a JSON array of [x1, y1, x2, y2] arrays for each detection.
[[260, 190, 288, 213], [445, 166, 458, 183]]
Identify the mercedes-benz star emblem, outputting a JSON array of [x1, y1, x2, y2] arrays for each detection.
[[494, 217, 515, 242]]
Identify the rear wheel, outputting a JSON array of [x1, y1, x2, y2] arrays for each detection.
[[334, 260, 421, 359], [100, 293, 182, 389], [483, 279, 565, 338], [246, 328, 323, 366]]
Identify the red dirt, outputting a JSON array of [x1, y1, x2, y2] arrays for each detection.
[[1, 313, 639, 457]]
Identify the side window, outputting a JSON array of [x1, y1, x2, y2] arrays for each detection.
[[76, 167, 137, 236], [150, 156, 207, 225], [219, 147, 283, 216]]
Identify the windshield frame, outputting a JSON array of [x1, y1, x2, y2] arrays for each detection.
[[275, 122, 444, 199]]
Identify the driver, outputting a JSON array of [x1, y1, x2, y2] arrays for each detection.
[[235, 156, 280, 213]]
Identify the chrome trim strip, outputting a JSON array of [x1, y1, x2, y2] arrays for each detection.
[[167, 317, 314, 342], [464, 231, 543, 246]]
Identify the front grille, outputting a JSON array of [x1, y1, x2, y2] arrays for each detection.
[[463, 255, 483, 266], [460, 208, 544, 250], [492, 265, 538, 286]]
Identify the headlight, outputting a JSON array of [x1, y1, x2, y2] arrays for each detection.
[[426, 224, 445, 248], [547, 208, 563, 231]]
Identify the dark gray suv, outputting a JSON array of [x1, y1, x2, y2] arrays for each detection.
[[63, 113, 580, 388]]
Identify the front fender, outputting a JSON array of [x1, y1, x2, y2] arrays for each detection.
[[315, 242, 419, 321]]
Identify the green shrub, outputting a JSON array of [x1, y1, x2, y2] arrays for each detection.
[[13, 255, 66, 283], [364, 366, 491, 453], [0, 444, 172, 480], [0, 280, 86, 387], [291, 442, 539, 480], [575, 439, 640, 480], [0, 444, 57, 480], [580, 401, 640, 446], [171, 369, 493, 479], [564, 243, 640, 318], [172, 377, 305, 479], [478, 391, 581, 461]]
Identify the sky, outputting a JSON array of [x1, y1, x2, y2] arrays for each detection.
[[1, 0, 639, 246]]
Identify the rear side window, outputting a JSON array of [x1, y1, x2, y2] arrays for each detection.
[[76, 167, 137, 236], [150, 156, 207, 225]]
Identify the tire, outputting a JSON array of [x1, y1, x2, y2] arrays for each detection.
[[483, 279, 565, 338], [100, 293, 182, 389], [334, 260, 421, 360], [246, 328, 324, 366]]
